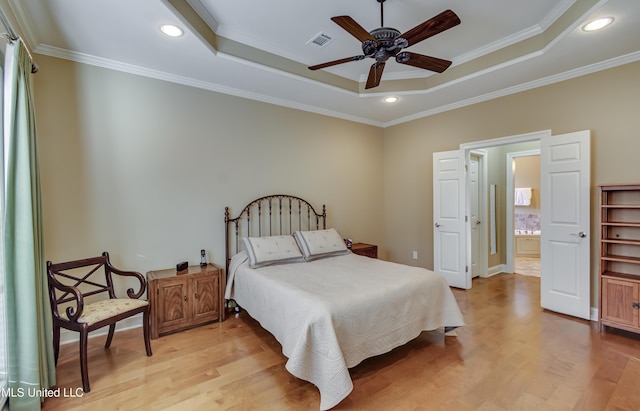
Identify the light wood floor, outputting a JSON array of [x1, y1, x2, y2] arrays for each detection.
[[42, 274, 640, 411]]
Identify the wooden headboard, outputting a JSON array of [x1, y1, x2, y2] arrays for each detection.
[[224, 194, 326, 275]]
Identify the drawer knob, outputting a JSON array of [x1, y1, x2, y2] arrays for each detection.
[[633, 302, 640, 309]]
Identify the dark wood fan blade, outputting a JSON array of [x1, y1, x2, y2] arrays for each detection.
[[396, 52, 452, 73], [309, 55, 365, 71], [399, 9, 461, 47], [365, 62, 386, 89], [331, 16, 377, 43]]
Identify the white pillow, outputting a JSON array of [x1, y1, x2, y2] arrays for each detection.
[[293, 228, 350, 261], [241, 235, 304, 268]]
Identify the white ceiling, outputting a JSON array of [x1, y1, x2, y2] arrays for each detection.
[[9, 0, 640, 127]]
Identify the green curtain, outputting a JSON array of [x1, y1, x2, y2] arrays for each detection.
[[3, 39, 55, 410]]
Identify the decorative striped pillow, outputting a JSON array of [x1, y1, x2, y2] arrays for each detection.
[[293, 228, 350, 261], [241, 235, 304, 268]]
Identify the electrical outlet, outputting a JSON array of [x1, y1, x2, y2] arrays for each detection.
[[412, 251, 418, 260]]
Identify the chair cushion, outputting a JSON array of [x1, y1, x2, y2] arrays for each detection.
[[65, 299, 148, 325]]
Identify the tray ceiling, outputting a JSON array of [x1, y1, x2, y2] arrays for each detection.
[[9, 0, 640, 126]]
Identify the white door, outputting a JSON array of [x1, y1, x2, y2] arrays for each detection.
[[540, 130, 591, 320], [469, 155, 480, 278], [433, 150, 469, 289]]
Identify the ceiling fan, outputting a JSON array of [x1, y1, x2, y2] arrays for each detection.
[[308, 0, 461, 89]]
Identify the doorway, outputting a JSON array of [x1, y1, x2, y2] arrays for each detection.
[[512, 154, 541, 277], [506, 149, 541, 276], [434, 129, 592, 320], [434, 130, 549, 289]]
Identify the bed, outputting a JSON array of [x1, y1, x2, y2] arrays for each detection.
[[224, 194, 465, 410]]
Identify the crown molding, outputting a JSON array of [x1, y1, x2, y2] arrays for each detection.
[[211, 0, 579, 85], [34, 42, 640, 129], [185, 0, 218, 32], [385, 50, 640, 127], [34, 44, 383, 128]]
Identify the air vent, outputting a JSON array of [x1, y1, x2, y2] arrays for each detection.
[[307, 32, 333, 47]]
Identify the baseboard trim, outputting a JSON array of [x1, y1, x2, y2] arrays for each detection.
[[486, 264, 506, 277], [60, 313, 143, 345]]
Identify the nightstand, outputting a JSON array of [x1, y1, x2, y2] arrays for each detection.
[[350, 243, 378, 259], [147, 263, 225, 339]]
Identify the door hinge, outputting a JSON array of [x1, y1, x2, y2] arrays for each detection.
[[464, 164, 468, 172], [465, 266, 468, 273], [465, 215, 468, 222]]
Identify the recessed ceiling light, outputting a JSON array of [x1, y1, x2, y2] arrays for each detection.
[[582, 17, 614, 32], [384, 96, 398, 103], [160, 24, 184, 37]]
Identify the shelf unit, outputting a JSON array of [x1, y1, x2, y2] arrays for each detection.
[[599, 184, 640, 334]]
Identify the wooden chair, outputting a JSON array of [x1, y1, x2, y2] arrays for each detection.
[[46, 251, 152, 392]]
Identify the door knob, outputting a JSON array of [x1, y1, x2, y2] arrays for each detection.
[[578, 231, 587, 238], [435, 223, 441, 228], [476, 221, 481, 225]]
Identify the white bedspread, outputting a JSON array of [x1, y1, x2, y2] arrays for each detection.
[[225, 251, 464, 410]]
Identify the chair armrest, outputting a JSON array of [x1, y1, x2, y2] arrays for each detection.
[[103, 252, 146, 299], [48, 275, 84, 322]]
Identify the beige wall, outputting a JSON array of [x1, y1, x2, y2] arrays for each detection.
[[383, 60, 640, 306], [34, 54, 640, 308], [34, 55, 385, 277]]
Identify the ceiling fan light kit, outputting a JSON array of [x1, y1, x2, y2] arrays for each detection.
[[308, 0, 460, 89]]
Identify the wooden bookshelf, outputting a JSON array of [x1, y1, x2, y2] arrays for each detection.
[[599, 184, 640, 334]]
